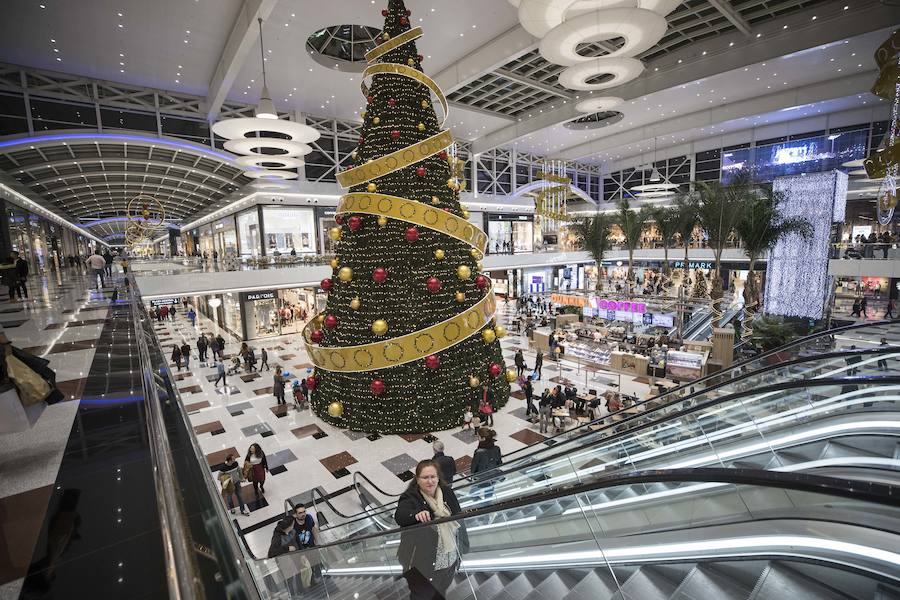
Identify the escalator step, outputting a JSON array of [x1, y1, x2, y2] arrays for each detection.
[[750, 562, 849, 600], [669, 564, 755, 600], [874, 584, 900, 600], [614, 564, 691, 600]]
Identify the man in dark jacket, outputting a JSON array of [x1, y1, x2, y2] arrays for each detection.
[[102, 250, 113, 277], [267, 517, 302, 597], [534, 350, 544, 379], [514, 349, 526, 377], [196, 335, 208, 362], [10, 251, 28, 300], [524, 376, 536, 419], [432, 441, 456, 483], [216, 334, 226, 359]]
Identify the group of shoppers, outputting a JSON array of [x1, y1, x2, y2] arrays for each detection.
[[218, 443, 270, 517]]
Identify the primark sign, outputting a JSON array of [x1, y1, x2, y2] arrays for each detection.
[[673, 260, 713, 270]]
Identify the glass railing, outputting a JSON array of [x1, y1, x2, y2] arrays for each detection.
[[247, 468, 900, 599], [314, 328, 900, 529], [321, 351, 900, 540]]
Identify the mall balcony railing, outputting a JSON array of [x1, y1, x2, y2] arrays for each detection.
[[132, 254, 336, 273]]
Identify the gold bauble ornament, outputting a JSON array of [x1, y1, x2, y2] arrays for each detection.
[[455, 291, 465, 303], [482, 329, 496, 344], [314, 314, 325, 326], [468, 375, 480, 388], [495, 325, 507, 339], [377, 215, 388, 227], [447, 178, 457, 190], [372, 116, 380, 125], [372, 319, 388, 336], [338, 266, 353, 282], [462, 209, 470, 219], [351, 150, 357, 159], [457, 265, 471, 280], [328, 227, 342, 241], [505, 369, 517, 383], [350, 297, 361, 310], [407, 58, 415, 66], [382, 32, 390, 40], [367, 182, 377, 193], [421, 100, 430, 108], [459, 181, 467, 191], [330, 258, 340, 269], [361, 111, 367, 118], [434, 249, 446, 260], [469, 248, 479, 259], [417, 122, 425, 131], [327, 401, 344, 418], [477, 261, 484, 272], [431, 195, 440, 205]]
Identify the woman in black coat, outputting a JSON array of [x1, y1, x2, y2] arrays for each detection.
[[394, 459, 469, 600]]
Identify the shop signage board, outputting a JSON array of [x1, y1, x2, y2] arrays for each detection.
[[150, 298, 179, 307], [673, 260, 713, 270], [242, 290, 277, 302], [594, 298, 647, 313]]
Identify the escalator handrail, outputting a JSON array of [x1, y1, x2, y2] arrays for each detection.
[[352, 469, 397, 501], [259, 466, 900, 557], [310, 486, 360, 521], [496, 319, 896, 465], [336, 371, 900, 530], [334, 346, 900, 525]]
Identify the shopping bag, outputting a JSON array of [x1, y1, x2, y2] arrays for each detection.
[[242, 461, 254, 481], [6, 354, 51, 406], [299, 554, 313, 588], [531, 369, 540, 381], [0, 382, 44, 434]]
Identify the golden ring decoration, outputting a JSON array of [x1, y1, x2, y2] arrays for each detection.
[[126, 194, 166, 231], [337, 192, 487, 253], [865, 142, 900, 179], [302, 288, 497, 373], [336, 130, 453, 188], [360, 63, 449, 128], [365, 27, 423, 64]]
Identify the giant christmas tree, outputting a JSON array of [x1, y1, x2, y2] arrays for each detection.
[[304, 0, 511, 433]]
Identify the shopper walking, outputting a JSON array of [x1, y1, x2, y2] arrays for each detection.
[[208, 334, 220, 361], [180, 341, 191, 371], [395, 460, 467, 600], [171, 345, 183, 371], [524, 376, 537, 419], [214, 356, 227, 387], [9, 251, 28, 300], [169, 305, 177, 321], [244, 443, 269, 496], [102, 249, 113, 278], [538, 390, 552, 434], [159, 305, 169, 322], [470, 427, 502, 502], [187, 307, 196, 327], [273, 367, 286, 405], [120, 257, 129, 275], [878, 338, 889, 371], [260, 347, 270, 371], [886, 298, 895, 320], [218, 454, 250, 516], [197, 334, 208, 362], [860, 296, 869, 319], [432, 440, 456, 484], [216, 334, 226, 359], [514, 349, 526, 378], [478, 384, 495, 427], [85, 251, 107, 288], [534, 350, 543, 379]]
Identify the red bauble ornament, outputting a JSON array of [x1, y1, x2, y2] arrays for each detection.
[[310, 330, 323, 344], [417, 54, 424, 62], [388, 98, 397, 107], [366, 95, 374, 105], [425, 354, 440, 370], [400, 16, 408, 25], [358, 136, 365, 144], [373, 267, 388, 283], [348, 216, 362, 231], [390, 130, 401, 141], [489, 363, 502, 378], [405, 226, 420, 243], [305, 376, 317, 391], [475, 275, 489, 290], [381, 8, 388, 16], [438, 150, 448, 160], [405, 9, 411, 16], [334, 214, 344, 225], [370, 379, 386, 396], [426, 276, 441, 293], [324, 315, 339, 329], [320, 278, 334, 292], [415, 166, 426, 177]]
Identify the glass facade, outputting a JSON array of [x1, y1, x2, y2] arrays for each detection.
[[487, 216, 534, 254], [242, 287, 321, 339], [262, 207, 316, 254], [236, 209, 262, 258], [213, 217, 237, 260]]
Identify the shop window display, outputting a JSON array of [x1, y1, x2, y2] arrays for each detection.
[[262, 207, 315, 255], [242, 288, 319, 339], [236, 209, 261, 258]]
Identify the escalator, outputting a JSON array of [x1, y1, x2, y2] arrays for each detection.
[[310, 337, 900, 537], [249, 468, 900, 600], [687, 304, 742, 341]]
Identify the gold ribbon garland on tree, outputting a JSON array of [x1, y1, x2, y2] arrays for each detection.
[[867, 29, 899, 224], [304, 22, 491, 375]]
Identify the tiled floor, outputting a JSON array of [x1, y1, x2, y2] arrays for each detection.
[[151, 294, 654, 557]]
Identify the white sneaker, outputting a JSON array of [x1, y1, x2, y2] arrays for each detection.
[[242, 510, 250, 516], [229, 509, 235, 514]]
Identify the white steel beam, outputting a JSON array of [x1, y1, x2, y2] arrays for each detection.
[[206, 0, 279, 122], [705, 0, 753, 37]]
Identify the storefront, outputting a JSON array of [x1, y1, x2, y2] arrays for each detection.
[[487, 214, 533, 255], [262, 206, 316, 255], [317, 208, 338, 255], [213, 217, 238, 260], [236, 208, 262, 258]]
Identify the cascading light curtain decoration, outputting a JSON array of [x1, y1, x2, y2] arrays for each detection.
[[763, 170, 848, 319], [508, 0, 681, 115], [535, 160, 571, 234]]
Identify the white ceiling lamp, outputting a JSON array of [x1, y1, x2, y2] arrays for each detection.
[[255, 18, 277, 119]]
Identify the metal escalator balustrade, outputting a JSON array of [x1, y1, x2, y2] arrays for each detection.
[[250, 469, 900, 600]]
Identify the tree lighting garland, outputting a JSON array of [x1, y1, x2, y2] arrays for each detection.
[[307, 0, 510, 433], [763, 171, 848, 319]]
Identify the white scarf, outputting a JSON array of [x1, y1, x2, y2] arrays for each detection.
[[422, 486, 458, 557]]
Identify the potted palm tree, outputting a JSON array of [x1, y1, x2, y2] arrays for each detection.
[[615, 199, 652, 290], [570, 214, 613, 292], [697, 173, 748, 326], [650, 205, 679, 282], [673, 193, 700, 290], [734, 184, 812, 340]]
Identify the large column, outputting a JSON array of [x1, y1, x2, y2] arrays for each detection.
[[0, 199, 12, 260]]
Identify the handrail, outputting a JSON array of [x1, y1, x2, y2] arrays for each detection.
[[129, 275, 262, 599], [353, 469, 401, 499], [259, 466, 900, 556], [311, 486, 359, 520], [331, 371, 900, 532], [128, 275, 203, 600]]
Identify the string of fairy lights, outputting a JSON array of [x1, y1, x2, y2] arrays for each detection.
[[302, 0, 512, 433]]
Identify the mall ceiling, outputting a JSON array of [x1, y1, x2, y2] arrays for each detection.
[[0, 0, 896, 225]]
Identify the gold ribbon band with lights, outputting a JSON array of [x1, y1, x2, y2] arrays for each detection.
[[365, 27, 423, 64], [360, 63, 449, 128], [338, 192, 487, 254], [337, 129, 452, 188], [303, 289, 496, 373]]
